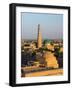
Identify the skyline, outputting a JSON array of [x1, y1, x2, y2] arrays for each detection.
[[21, 12, 63, 40]]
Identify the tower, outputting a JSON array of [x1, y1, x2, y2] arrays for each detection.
[[37, 24, 42, 48]]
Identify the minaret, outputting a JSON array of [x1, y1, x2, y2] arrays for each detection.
[[37, 24, 42, 48]]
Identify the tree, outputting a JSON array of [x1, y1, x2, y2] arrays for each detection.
[[54, 47, 60, 57]]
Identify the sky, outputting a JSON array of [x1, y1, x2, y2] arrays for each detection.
[[21, 12, 63, 40]]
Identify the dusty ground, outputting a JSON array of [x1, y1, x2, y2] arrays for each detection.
[[21, 68, 63, 77]]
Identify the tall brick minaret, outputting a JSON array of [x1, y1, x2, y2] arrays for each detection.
[[37, 24, 42, 48]]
